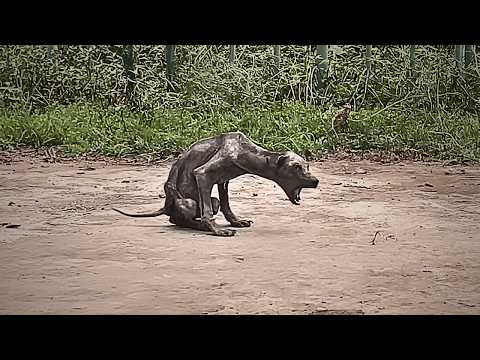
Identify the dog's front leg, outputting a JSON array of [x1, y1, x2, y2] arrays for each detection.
[[194, 163, 236, 237], [218, 181, 253, 227]]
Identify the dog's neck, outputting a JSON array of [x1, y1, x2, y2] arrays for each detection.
[[244, 146, 283, 182]]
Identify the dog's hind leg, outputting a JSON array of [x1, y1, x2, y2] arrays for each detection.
[[169, 215, 211, 232], [193, 156, 236, 237], [168, 198, 212, 232]]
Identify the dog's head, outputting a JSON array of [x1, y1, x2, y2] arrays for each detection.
[[275, 152, 319, 205]]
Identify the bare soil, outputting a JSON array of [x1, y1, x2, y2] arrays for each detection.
[[1, 154, 479, 314]]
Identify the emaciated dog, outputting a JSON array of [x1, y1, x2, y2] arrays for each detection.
[[113, 132, 319, 236]]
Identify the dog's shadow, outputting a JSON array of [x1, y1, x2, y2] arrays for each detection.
[[133, 223, 235, 236]]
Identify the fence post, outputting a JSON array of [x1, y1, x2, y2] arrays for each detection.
[[366, 45, 372, 76], [122, 45, 135, 104], [273, 45, 280, 71], [455, 45, 465, 77], [314, 45, 328, 90], [229, 45, 236, 64], [165, 45, 177, 91], [465, 45, 475, 67], [409, 45, 416, 78], [46, 45, 54, 59]]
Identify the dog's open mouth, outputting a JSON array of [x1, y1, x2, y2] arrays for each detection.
[[284, 178, 318, 205], [290, 188, 302, 205]]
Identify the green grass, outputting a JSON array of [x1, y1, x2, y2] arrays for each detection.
[[1, 103, 479, 162]]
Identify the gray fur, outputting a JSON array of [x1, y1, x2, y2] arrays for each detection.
[[113, 132, 319, 237]]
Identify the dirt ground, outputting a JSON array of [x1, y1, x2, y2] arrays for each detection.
[[0, 153, 479, 315]]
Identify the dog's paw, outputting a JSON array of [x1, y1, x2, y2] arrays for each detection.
[[213, 229, 237, 237], [231, 219, 253, 228]]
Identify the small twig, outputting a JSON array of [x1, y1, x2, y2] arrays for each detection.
[[371, 230, 383, 245], [371, 231, 397, 245], [363, 93, 422, 121], [343, 184, 371, 189]]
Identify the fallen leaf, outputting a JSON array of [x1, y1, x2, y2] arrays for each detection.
[[5, 224, 21, 229]]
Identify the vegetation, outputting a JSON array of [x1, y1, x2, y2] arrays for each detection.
[[1, 103, 478, 161], [0, 45, 479, 162]]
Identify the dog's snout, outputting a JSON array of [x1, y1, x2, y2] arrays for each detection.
[[306, 175, 319, 188]]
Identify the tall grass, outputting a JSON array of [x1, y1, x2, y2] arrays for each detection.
[[1, 45, 479, 113]]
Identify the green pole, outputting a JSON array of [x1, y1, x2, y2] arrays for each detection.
[[366, 45, 372, 75], [229, 45, 236, 64], [455, 45, 465, 77], [122, 45, 135, 104], [465, 45, 475, 67], [409, 45, 416, 78], [273, 45, 280, 71], [165, 45, 177, 91], [315, 45, 328, 90]]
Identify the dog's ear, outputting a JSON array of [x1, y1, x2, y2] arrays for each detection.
[[277, 154, 289, 167]]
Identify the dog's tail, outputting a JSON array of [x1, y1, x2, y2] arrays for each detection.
[[112, 207, 167, 218]]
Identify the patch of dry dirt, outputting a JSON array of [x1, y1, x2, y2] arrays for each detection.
[[1, 155, 479, 314]]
